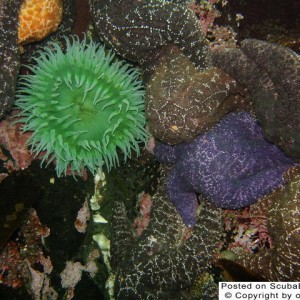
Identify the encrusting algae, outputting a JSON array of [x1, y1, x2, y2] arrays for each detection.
[[18, 0, 63, 44]]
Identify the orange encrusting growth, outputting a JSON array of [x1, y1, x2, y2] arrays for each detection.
[[18, 0, 63, 44]]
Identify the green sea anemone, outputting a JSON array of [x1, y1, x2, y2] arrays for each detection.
[[16, 36, 148, 176]]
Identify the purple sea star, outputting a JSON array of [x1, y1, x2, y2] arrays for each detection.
[[152, 111, 295, 226]]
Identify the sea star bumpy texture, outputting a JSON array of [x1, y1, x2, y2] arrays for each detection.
[[0, 0, 22, 119], [110, 166, 222, 299], [89, 0, 211, 69], [145, 45, 251, 144], [18, 0, 63, 44], [237, 167, 300, 281], [212, 38, 300, 161], [153, 112, 294, 226], [21, 0, 76, 65], [0, 0, 76, 119]]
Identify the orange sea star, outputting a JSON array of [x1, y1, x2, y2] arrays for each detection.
[[18, 0, 63, 44]]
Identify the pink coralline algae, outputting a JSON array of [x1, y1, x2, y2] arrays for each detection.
[[60, 259, 98, 300], [74, 198, 90, 233], [0, 209, 57, 298], [189, 0, 222, 36], [189, 0, 238, 50], [0, 115, 34, 172], [223, 207, 272, 254], [133, 192, 153, 237]]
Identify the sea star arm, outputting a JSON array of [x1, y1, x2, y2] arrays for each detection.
[[153, 142, 178, 164], [89, 0, 210, 69], [167, 168, 198, 226], [110, 200, 136, 270], [241, 39, 300, 98], [215, 165, 292, 209], [212, 39, 300, 160], [0, 0, 21, 118]]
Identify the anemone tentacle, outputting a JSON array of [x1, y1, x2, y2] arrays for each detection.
[[16, 36, 148, 176]]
